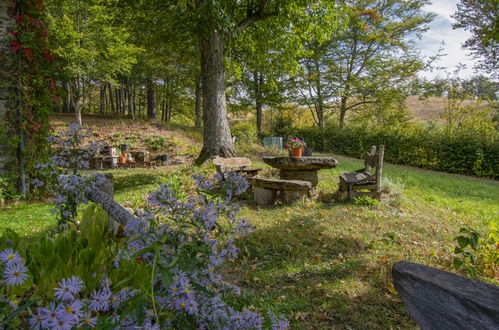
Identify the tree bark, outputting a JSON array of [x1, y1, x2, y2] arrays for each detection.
[[195, 31, 236, 165], [314, 60, 325, 128], [254, 71, 263, 136], [100, 85, 105, 114], [147, 79, 156, 120], [195, 73, 202, 128], [109, 84, 115, 115], [339, 95, 347, 128]]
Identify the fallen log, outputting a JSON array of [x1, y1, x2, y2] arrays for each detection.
[[85, 173, 136, 226], [392, 261, 499, 330]]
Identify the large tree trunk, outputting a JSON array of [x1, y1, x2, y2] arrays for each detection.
[[195, 31, 236, 165], [147, 79, 156, 120], [195, 73, 202, 128]]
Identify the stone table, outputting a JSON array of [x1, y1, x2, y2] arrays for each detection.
[[262, 156, 338, 187]]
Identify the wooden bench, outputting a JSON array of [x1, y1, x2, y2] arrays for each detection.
[[249, 177, 312, 206], [213, 157, 261, 179], [338, 145, 384, 201]]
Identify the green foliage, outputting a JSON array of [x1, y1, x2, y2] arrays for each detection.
[[144, 136, 170, 152], [0, 177, 23, 205], [0, 204, 117, 295], [452, 0, 498, 72], [232, 122, 258, 143], [452, 225, 498, 281], [353, 196, 380, 206], [294, 124, 499, 178]]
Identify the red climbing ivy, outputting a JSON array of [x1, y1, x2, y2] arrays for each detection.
[[2, 0, 58, 189]]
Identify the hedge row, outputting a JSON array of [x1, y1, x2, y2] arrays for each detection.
[[293, 126, 499, 179]]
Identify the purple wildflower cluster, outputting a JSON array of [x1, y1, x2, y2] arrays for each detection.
[[284, 137, 306, 150], [0, 248, 29, 287], [33, 124, 105, 226], [111, 173, 288, 328], [28, 276, 140, 329]]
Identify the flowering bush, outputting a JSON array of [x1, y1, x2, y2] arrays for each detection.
[[33, 124, 104, 228], [0, 172, 288, 328], [1, 126, 289, 328], [284, 138, 306, 150]]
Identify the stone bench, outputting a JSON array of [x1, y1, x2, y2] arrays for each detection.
[[248, 177, 312, 206]]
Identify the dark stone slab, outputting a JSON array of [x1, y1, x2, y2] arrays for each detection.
[[263, 156, 337, 170], [249, 177, 312, 191], [392, 261, 499, 330]]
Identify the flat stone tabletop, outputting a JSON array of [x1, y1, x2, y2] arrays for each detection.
[[263, 156, 338, 171]]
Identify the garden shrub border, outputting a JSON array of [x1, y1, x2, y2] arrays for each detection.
[[293, 126, 498, 179]]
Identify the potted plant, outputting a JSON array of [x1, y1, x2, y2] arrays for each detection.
[[285, 138, 306, 157]]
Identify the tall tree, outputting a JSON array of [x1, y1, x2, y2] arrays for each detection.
[[293, 0, 432, 127], [119, 0, 320, 163], [46, 0, 140, 126], [452, 0, 498, 74]]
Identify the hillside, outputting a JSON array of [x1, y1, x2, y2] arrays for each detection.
[[405, 95, 490, 121], [51, 114, 202, 164]]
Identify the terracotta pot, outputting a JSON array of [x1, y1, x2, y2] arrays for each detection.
[[291, 147, 303, 157], [119, 156, 127, 164]]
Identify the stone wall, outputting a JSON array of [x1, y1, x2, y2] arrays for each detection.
[[0, 1, 15, 175]]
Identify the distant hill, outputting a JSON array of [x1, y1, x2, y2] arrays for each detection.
[[405, 96, 489, 122]]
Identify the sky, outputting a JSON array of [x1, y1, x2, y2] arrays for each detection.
[[415, 0, 479, 79]]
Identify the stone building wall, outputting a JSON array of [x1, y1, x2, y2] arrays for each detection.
[[0, 1, 15, 174]]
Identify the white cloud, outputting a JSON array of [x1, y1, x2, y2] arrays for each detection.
[[416, 0, 480, 79]]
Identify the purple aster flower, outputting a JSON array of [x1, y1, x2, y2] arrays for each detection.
[[54, 276, 84, 301], [3, 262, 28, 286], [78, 312, 97, 328], [43, 302, 59, 328], [89, 287, 111, 311], [29, 308, 46, 330], [53, 311, 74, 330], [271, 314, 290, 330], [64, 299, 84, 321], [0, 248, 22, 265]]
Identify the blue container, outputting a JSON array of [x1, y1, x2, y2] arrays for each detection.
[[262, 136, 283, 150]]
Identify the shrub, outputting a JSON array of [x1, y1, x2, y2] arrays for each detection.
[[293, 125, 499, 178], [452, 224, 498, 282], [144, 136, 170, 152], [232, 122, 258, 143]]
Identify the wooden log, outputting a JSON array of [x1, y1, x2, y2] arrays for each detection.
[[254, 186, 276, 206], [392, 261, 499, 330], [85, 178, 137, 226]]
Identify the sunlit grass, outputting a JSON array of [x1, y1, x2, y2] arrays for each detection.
[[0, 152, 497, 328]]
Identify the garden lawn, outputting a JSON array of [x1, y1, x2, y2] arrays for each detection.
[[0, 155, 497, 329]]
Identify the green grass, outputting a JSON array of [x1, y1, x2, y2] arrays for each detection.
[[1, 154, 497, 329]]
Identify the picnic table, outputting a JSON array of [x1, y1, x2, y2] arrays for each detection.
[[262, 156, 338, 188]]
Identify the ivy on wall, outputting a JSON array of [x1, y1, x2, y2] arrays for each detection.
[[2, 0, 58, 192]]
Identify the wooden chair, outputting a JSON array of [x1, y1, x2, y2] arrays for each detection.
[[338, 145, 384, 201]]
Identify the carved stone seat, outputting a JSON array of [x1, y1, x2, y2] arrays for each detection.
[[213, 157, 261, 179], [249, 177, 312, 206]]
